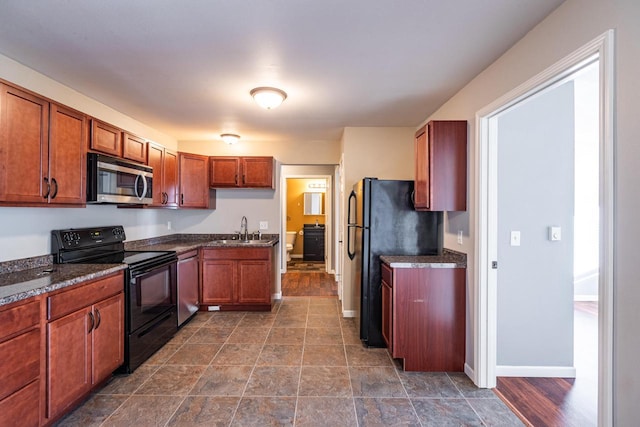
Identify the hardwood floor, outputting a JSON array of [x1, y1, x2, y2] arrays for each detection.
[[495, 301, 598, 426], [281, 270, 337, 296]]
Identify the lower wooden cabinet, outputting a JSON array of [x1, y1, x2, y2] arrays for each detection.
[[201, 247, 273, 311], [46, 272, 124, 421], [382, 262, 466, 372], [0, 297, 42, 427]]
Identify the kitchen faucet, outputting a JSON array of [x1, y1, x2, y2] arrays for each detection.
[[240, 216, 248, 241]]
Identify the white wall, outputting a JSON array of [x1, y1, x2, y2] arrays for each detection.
[[496, 81, 575, 368], [422, 0, 640, 422]]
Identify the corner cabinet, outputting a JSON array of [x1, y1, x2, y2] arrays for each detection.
[[179, 152, 212, 209], [148, 142, 179, 207], [0, 83, 86, 206], [414, 120, 467, 211], [201, 247, 274, 311], [209, 156, 275, 189], [46, 272, 124, 422], [382, 262, 465, 372]]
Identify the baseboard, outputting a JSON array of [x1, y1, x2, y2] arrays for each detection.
[[342, 309, 356, 318], [464, 363, 477, 385], [272, 292, 282, 300], [574, 295, 598, 302], [495, 365, 576, 378]]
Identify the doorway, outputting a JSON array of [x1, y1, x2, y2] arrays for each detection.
[[475, 31, 614, 426]]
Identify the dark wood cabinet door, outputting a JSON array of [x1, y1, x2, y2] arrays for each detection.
[[49, 104, 86, 204], [147, 142, 165, 206], [209, 157, 240, 187], [241, 157, 274, 188], [179, 152, 209, 208], [201, 260, 235, 305], [0, 84, 49, 203], [91, 293, 124, 384], [164, 149, 179, 207], [237, 260, 270, 304], [47, 308, 92, 419], [122, 132, 147, 163], [0, 379, 40, 427], [414, 121, 467, 211], [90, 119, 122, 156]]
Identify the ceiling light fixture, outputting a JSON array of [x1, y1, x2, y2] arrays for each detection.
[[250, 86, 287, 110], [220, 133, 240, 145]]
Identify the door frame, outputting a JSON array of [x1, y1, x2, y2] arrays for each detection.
[[474, 30, 615, 426]]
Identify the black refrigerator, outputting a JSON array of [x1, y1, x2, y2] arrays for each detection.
[[347, 178, 443, 347]]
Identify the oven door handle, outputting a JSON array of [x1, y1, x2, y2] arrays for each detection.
[[129, 258, 177, 278]]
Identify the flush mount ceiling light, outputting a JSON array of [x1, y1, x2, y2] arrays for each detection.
[[250, 87, 287, 110], [220, 133, 240, 145]]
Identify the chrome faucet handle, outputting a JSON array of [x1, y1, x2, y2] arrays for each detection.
[[252, 230, 262, 240]]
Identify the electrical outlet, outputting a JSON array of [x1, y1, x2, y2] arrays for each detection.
[[259, 221, 268, 230], [167, 221, 172, 230], [457, 230, 463, 245], [510, 231, 521, 246]]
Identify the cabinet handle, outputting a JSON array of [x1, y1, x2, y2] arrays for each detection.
[[242, 174, 246, 185], [51, 178, 59, 199], [235, 174, 238, 185], [94, 308, 101, 330], [43, 177, 50, 199], [88, 311, 95, 333], [181, 194, 184, 205]]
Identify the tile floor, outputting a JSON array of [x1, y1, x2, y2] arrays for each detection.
[[56, 297, 523, 426]]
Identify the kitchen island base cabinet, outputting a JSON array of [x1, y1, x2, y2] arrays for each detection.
[[201, 247, 274, 311], [46, 272, 124, 422], [382, 263, 465, 372]]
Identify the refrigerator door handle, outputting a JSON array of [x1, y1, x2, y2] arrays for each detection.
[[347, 190, 357, 225], [347, 225, 355, 260]]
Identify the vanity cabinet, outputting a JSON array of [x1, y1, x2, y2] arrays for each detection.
[[201, 247, 273, 311], [414, 120, 467, 211], [46, 272, 124, 421], [303, 225, 325, 261], [148, 142, 179, 207], [382, 262, 465, 371], [0, 83, 86, 206], [0, 297, 42, 427], [179, 152, 211, 209], [209, 156, 274, 189]]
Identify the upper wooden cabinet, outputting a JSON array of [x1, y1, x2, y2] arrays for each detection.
[[90, 119, 121, 157], [414, 121, 467, 211], [209, 156, 275, 189], [122, 132, 147, 163], [0, 83, 86, 206], [148, 142, 179, 207], [179, 152, 211, 209]]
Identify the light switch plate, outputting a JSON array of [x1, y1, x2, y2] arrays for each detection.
[[549, 226, 561, 241], [259, 221, 268, 230], [510, 231, 521, 246]]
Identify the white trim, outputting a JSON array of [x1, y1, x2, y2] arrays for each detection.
[[272, 292, 282, 300], [464, 363, 475, 380], [342, 309, 356, 318], [475, 30, 615, 427], [496, 365, 576, 378], [574, 295, 599, 302]]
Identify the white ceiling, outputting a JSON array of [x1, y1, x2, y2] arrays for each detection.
[[0, 0, 564, 144]]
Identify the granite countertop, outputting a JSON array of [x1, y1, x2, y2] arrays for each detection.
[[0, 263, 127, 306], [380, 249, 467, 268], [0, 233, 280, 307]]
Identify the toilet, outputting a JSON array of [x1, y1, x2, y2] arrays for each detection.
[[285, 231, 297, 262]]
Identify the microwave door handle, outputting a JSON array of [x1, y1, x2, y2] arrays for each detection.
[[134, 174, 142, 200], [140, 174, 148, 201]]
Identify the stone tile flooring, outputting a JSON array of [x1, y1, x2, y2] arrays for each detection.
[[55, 297, 523, 426]]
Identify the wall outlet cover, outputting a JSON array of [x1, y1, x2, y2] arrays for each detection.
[[259, 221, 268, 230]]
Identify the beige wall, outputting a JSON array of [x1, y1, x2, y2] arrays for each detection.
[[340, 127, 415, 313], [420, 0, 640, 422]]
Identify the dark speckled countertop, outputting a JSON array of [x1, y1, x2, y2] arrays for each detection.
[[0, 233, 279, 307], [380, 248, 467, 268]]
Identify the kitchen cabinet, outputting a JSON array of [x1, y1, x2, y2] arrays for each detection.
[[122, 132, 147, 163], [148, 142, 179, 207], [201, 247, 273, 311], [46, 272, 124, 421], [177, 250, 200, 326], [90, 118, 122, 157], [414, 120, 467, 211], [381, 262, 465, 371], [209, 156, 275, 189], [0, 83, 86, 206], [303, 225, 325, 261], [0, 297, 42, 427], [179, 152, 211, 208]]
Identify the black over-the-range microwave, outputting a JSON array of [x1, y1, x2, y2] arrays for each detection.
[[87, 153, 153, 205]]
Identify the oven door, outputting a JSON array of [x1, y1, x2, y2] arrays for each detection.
[[87, 153, 153, 204], [128, 259, 177, 333]]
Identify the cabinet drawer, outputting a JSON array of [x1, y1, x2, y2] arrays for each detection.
[[47, 272, 124, 320], [0, 298, 40, 340], [381, 263, 393, 286], [0, 379, 40, 427], [0, 328, 40, 401], [202, 247, 269, 260]]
